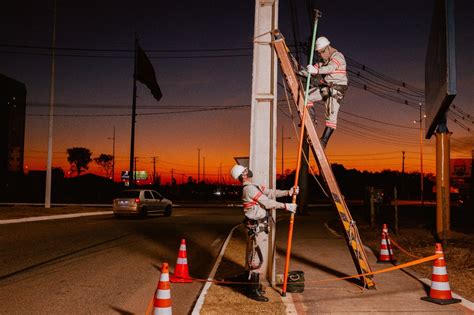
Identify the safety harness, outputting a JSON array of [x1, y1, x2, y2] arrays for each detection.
[[242, 183, 270, 271]]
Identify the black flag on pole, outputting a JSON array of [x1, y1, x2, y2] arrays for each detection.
[[136, 45, 162, 102]]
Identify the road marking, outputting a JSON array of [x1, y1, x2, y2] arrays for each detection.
[[282, 293, 298, 314], [0, 211, 112, 224], [191, 224, 240, 315]]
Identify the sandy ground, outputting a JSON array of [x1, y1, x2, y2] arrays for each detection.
[[200, 226, 286, 315]]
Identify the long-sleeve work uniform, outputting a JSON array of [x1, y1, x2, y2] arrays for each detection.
[[308, 50, 348, 129], [242, 182, 289, 274]]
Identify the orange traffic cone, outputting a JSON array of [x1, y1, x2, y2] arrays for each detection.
[[152, 263, 172, 315], [377, 224, 396, 263], [421, 243, 461, 305], [170, 239, 192, 283]]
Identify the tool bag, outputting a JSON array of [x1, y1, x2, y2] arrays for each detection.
[[287, 271, 305, 293]]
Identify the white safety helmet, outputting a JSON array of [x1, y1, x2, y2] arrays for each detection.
[[230, 164, 246, 180], [315, 36, 330, 51]]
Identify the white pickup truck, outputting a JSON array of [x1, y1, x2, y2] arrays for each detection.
[[113, 189, 172, 218]]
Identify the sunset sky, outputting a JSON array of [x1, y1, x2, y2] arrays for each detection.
[[1, 0, 472, 184]]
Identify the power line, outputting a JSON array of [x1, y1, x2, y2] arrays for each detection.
[[0, 50, 252, 59], [27, 104, 249, 117], [0, 43, 252, 52]]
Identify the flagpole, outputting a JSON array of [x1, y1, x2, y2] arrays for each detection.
[[129, 36, 138, 187]]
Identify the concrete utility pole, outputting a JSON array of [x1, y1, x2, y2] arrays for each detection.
[[250, 0, 279, 284], [45, 0, 57, 208]]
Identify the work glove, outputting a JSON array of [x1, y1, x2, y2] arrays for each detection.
[[306, 64, 318, 75], [288, 186, 300, 196], [284, 203, 297, 213]]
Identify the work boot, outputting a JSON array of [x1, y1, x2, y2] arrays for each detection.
[[319, 127, 334, 149], [247, 273, 269, 302]]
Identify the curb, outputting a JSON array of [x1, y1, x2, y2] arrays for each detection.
[[191, 224, 241, 314]]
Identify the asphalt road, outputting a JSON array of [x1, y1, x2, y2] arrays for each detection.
[[0, 207, 243, 314]]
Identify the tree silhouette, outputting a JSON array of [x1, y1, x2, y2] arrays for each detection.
[[94, 154, 113, 178], [67, 147, 92, 176]]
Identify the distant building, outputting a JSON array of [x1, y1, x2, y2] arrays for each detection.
[[0, 74, 26, 176]]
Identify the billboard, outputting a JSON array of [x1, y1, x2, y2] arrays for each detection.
[[450, 158, 472, 179], [121, 171, 148, 181], [424, 0, 456, 139]]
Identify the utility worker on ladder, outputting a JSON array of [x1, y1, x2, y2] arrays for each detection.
[[305, 36, 348, 149], [230, 164, 299, 302]]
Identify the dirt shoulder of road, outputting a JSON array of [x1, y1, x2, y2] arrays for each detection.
[[200, 225, 286, 315], [0, 205, 111, 220], [338, 221, 474, 302]]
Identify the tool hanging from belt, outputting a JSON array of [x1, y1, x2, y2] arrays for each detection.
[[245, 217, 268, 271], [244, 217, 269, 237]]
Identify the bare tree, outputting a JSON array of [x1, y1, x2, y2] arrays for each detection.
[[94, 154, 114, 178]]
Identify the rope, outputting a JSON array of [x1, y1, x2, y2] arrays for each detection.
[[388, 236, 423, 259], [168, 253, 441, 285]]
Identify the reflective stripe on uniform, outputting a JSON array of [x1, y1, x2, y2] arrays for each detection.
[[252, 191, 263, 202], [331, 58, 341, 67]]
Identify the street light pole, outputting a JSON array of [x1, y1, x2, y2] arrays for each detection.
[[45, 0, 57, 208], [413, 104, 425, 205], [419, 104, 424, 205]]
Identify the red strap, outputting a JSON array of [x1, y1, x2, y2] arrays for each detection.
[[243, 201, 257, 209], [252, 191, 263, 202]]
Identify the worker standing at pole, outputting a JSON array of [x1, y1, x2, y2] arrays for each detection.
[[304, 36, 348, 149], [230, 165, 299, 302]]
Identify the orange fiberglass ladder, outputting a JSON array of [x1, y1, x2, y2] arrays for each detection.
[[272, 30, 376, 289]]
